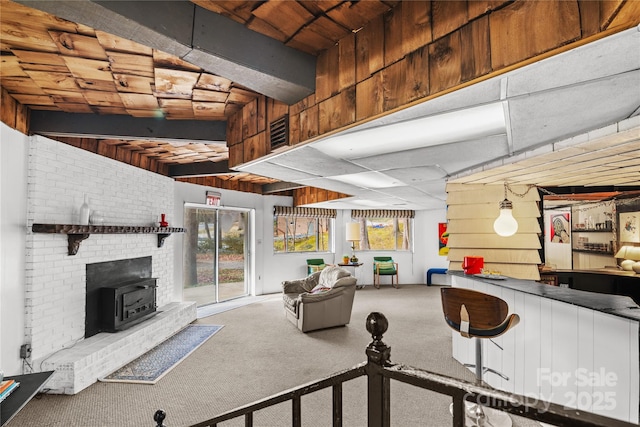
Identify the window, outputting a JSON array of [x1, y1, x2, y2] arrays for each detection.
[[273, 207, 335, 253], [351, 210, 414, 251]]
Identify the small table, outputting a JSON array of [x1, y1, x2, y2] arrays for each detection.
[[338, 263, 365, 288], [1, 371, 54, 426]]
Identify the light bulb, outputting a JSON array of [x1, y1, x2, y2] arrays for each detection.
[[493, 199, 518, 237]]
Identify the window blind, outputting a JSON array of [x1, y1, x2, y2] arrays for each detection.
[[273, 206, 337, 218], [351, 209, 415, 219]]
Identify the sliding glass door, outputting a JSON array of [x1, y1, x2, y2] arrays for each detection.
[[183, 205, 251, 306]]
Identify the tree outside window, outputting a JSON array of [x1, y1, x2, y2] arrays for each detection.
[[351, 210, 413, 251], [274, 215, 331, 253]]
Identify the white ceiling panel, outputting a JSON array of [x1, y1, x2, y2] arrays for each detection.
[[341, 78, 503, 134], [508, 70, 640, 152], [268, 146, 368, 176], [239, 28, 639, 209], [240, 162, 319, 181], [410, 181, 448, 198], [353, 134, 510, 174], [383, 166, 448, 183], [295, 177, 369, 195], [373, 185, 435, 200], [315, 103, 507, 160], [506, 28, 640, 98]]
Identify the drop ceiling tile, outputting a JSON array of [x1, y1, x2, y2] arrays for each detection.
[[240, 162, 319, 181], [295, 177, 366, 195], [269, 146, 368, 176], [506, 27, 639, 98], [509, 70, 640, 152], [342, 78, 503, 134], [354, 134, 510, 174], [383, 166, 448, 183]]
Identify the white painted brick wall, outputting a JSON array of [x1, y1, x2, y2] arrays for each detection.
[[25, 135, 178, 362]]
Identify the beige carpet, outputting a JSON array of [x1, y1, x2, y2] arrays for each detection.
[[9, 284, 540, 427]]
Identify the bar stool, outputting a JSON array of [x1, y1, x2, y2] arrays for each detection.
[[441, 287, 520, 427]]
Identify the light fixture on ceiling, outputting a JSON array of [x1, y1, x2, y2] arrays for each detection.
[[328, 171, 404, 188], [493, 182, 518, 237], [350, 199, 389, 207], [615, 245, 640, 272], [346, 222, 361, 263], [315, 102, 507, 159]]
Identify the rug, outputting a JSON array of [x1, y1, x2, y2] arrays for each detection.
[[101, 324, 223, 384]]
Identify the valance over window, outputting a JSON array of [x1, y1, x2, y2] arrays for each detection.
[[274, 206, 337, 218], [351, 209, 415, 219]]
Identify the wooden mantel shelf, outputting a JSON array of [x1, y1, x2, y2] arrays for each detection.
[[31, 223, 185, 255]]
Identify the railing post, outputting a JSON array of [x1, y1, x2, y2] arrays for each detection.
[[365, 312, 391, 427]]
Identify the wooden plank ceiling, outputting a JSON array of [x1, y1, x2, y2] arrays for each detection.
[[0, 0, 396, 191]]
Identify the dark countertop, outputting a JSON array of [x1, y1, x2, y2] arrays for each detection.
[[551, 268, 639, 278], [450, 271, 640, 322]]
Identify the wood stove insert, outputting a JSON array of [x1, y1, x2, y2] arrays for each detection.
[[86, 256, 158, 338]]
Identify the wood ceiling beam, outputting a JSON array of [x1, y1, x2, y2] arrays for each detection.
[[16, 0, 317, 105], [29, 111, 226, 144], [168, 160, 232, 178]]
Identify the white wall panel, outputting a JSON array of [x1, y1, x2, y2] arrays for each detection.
[[550, 300, 579, 408], [539, 298, 554, 402], [450, 274, 639, 423], [577, 307, 595, 413], [593, 310, 634, 422], [522, 294, 542, 397]]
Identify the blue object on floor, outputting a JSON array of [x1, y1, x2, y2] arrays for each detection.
[[426, 268, 448, 285], [102, 324, 223, 384]]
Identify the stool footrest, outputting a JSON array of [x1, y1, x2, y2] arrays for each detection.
[[463, 363, 509, 381]]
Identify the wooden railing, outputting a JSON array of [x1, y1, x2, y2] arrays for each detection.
[[152, 312, 636, 427]]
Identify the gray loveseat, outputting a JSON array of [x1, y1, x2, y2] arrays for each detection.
[[282, 266, 357, 332]]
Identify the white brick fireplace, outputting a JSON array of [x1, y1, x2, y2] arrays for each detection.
[[25, 136, 195, 394]]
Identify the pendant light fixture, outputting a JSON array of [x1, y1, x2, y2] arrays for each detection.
[[493, 182, 518, 237]]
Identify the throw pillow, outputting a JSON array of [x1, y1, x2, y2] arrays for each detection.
[[311, 283, 331, 294], [376, 261, 395, 270]]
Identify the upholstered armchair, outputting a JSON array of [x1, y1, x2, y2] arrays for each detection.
[[373, 256, 398, 289], [282, 266, 357, 333], [306, 258, 331, 275]]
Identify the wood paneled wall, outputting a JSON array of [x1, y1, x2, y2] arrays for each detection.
[[228, 0, 640, 204], [446, 183, 542, 280], [49, 136, 170, 176], [176, 176, 264, 194], [1, 87, 29, 133], [292, 186, 351, 207]]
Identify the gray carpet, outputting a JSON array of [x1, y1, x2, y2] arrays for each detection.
[[9, 284, 540, 427]]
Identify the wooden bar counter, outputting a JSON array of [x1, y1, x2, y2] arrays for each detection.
[[449, 271, 639, 424]]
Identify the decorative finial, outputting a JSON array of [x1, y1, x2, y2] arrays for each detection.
[[365, 312, 391, 365], [366, 312, 388, 340], [154, 410, 166, 427]]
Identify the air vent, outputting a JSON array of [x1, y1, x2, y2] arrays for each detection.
[[270, 115, 289, 151]]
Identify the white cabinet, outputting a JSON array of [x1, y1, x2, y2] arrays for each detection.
[[450, 275, 639, 424]]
